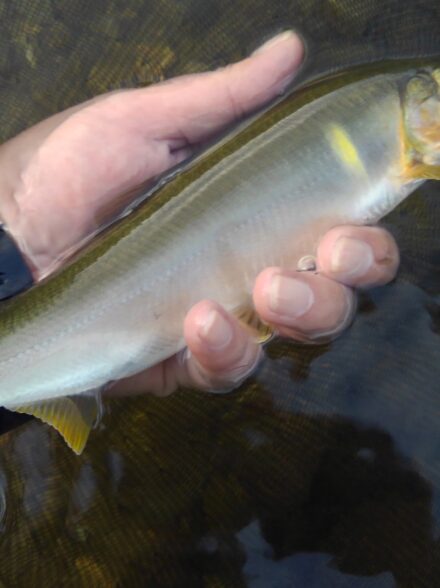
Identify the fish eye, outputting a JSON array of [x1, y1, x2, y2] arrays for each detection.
[[407, 72, 437, 102]]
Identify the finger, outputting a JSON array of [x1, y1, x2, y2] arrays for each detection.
[[107, 30, 304, 145], [253, 267, 356, 342], [317, 226, 400, 288], [108, 300, 262, 397], [180, 300, 263, 391]]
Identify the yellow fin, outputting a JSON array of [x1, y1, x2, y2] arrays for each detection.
[[405, 163, 440, 180], [12, 394, 100, 455], [234, 306, 273, 344]]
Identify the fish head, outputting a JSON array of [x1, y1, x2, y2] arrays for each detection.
[[403, 69, 440, 167]]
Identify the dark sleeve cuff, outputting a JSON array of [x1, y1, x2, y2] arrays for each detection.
[[0, 226, 34, 300]]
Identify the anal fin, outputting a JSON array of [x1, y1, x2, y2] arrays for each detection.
[[12, 393, 101, 455]]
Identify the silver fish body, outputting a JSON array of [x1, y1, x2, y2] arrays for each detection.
[[0, 71, 433, 408]]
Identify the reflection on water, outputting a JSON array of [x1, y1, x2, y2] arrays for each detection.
[[239, 522, 395, 587], [0, 0, 439, 586]]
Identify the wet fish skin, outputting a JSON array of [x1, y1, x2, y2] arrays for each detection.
[[0, 68, 438, 411]]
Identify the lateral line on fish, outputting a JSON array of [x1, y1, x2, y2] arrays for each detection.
[[0, 195, 292, 366]]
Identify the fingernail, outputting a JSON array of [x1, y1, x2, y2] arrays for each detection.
[[253, 30, 298, 56], [331, 237, 374, 279], [197, 309, 233, 350], [268, 274, 314, 318]]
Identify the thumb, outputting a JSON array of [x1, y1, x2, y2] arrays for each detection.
[[121, 30, 304, 145]]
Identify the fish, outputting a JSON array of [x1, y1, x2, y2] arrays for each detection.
[[0, 64, 439, 454]]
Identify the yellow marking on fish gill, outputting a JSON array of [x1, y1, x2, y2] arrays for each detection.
[[328, 125, 366, 175]]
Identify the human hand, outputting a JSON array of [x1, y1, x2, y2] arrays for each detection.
[[0, 31, 399, 397]]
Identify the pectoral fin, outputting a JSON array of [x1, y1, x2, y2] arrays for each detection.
[[234, 305, 273, 344], [405, 163, 440, 181], [12, 393, 101, 455]]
